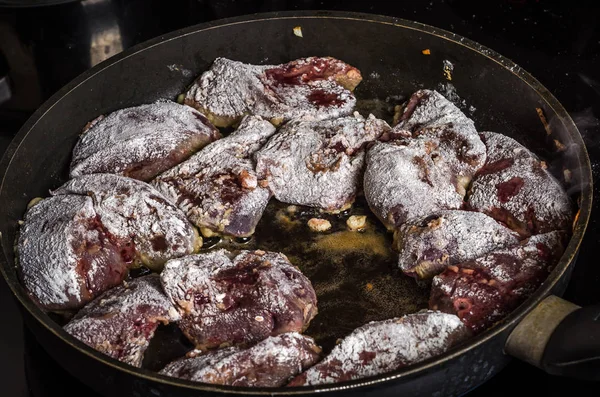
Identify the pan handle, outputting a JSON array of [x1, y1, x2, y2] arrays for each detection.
[[505, 295, 600, 380]]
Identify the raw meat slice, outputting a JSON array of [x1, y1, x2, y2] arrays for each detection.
[[159, 333, 321, 387], [64, 274, 179, 367], [364, 138, 464, 229], [394, 89, 486, 192], [160, 249, 317, 350], [70, 101, 220, 182], [184, 57, 361, 127], [152, 115, 276, 237], [467, 132, 572, 237], [255, 112, 389, 212], [53, 173, 201, 270], [429, 231, 568, 333], [17, 195, 130, 310], [395, 210, 520, 279], [288, 311, 469, 386]]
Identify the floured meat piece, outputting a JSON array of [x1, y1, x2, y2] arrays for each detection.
[[288, 311, 469, 386], [467, 132, 572, 237], [395, 210, 520, 279], [395, 89, 475, 132], [161, 347, 240, 380], [52, 174, 201, 270], [364, 138, 464, 229], [255, 113, 390, 212], [152, 116, 276, 237], [70, 101, 220, 182], [392, 89, 486, 195], [159, 333, 321, 387], [64, 274, 179, 367], [17, 195, 130, 310], [184, 57, 361, 127], [160, 249, 317, 350], [430, 231, 568, 333]]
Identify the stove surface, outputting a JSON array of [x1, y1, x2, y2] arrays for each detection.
[[0, 1, 599, 396]]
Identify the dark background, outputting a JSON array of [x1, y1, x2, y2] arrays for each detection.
[[0, 0, 599, 396]]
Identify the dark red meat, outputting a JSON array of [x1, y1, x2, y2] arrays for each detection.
[[160, 249, 318, 349], [159, 333, 321, 387], [430, 231, 568, 333], [64, 274, 179, 367]]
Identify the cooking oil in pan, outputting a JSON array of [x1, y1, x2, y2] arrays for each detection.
[[143, 196, 430, 370], [254, 198, 430, 351]]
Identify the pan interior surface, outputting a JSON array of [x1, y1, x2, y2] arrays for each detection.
[[0, 12, 591, 395], [140, 194, 431, 371]]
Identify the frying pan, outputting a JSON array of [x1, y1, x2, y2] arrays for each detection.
[[0, 11, 596, 397]]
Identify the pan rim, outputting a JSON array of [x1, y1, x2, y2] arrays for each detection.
[[0, 10, 592, 395]]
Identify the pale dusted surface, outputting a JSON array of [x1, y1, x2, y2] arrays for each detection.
[[396, 210, 520, 279], [64, 275, 179, 367], [70, 101, 220, 182], [468, 131, 573, 236], [160, 249, 317, 349], [152, 115, 276, 237], [288, 311, 469, 386], [53, 174, 199, 268], [160, 333, 321, 387], [17, 195, 127, 310], [364, 138, 464, 228], [184, 57, 360, 126], [365, 89, 486, 229], [394, 89, 485, 183], [255, 113, 390, 211]]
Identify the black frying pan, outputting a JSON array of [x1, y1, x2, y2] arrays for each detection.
[[0, 11, 595, 397]]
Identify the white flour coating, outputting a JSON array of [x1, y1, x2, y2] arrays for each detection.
[[430, 231, 566, 332], [160, 347, 241, 378], [364, 138, 464, 229], [394, 89, 486, 181], [160, 249, 317, 349], [70, 100, 220, 181], [365, 89, 487, 230], [470, 230, 566, 284], [161, 249, 232, 311], [255, 112, 390, 211], [478, 131, 536, 164], [152, 115, 276, 237], [396, 89, 471, 131], [184, 57, 358, 126], [18, 195, 126, 310], [432, 230, 566, 300], [159, 333, 321, 387], [52, 174, 199, 269], [290, 311, 469, 386], [64, 274, 179, 367], [522, 231, 567, 259], [396, 210, 520, 278], [468, 132, 572, 234]]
